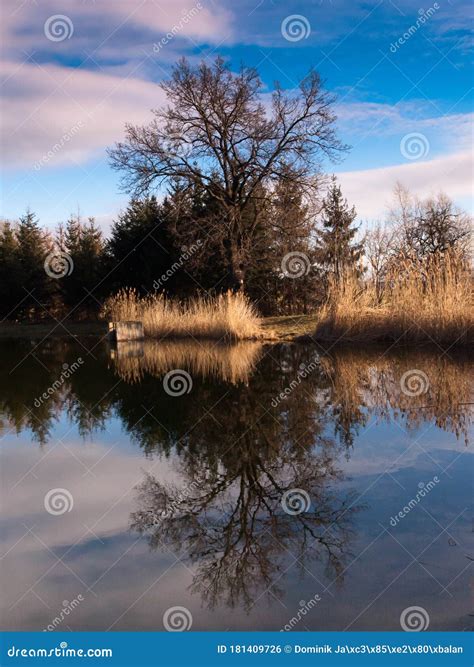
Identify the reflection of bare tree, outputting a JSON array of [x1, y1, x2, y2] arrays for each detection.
[[131, 437, 360, 610]]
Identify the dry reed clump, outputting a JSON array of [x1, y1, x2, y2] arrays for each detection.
[[315, 250, 473, 344], [109, 340, 263, 384], [319, 346, 473, 444], [101, 289, 264, 341]]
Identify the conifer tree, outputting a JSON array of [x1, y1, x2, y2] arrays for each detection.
[[15, 210, 52, 318], [315, 176, 363, 283], [0, 221, 22, 318], [106, 197, 176, 295], [60, 215, 105, 314]]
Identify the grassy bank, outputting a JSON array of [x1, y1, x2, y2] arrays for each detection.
[[0, 315, 314, 342], [2, 250, 472, 346]]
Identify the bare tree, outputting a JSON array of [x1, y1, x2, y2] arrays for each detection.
[[365, 222, 395, 302], [389, 183, 472, 262], [108, 57, 347, 289]]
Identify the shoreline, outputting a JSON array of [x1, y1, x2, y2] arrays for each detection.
[[1, 316, 472, 348]]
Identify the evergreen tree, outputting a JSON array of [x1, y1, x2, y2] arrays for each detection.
[[106, 197, 176, 295], [60, 215, 106, 315], [15, 210, 53, 319], [160, 179, 223, 296], [267, 170, 321, 313], [315, 177, 363, 283], [0, 221, 22, 319]]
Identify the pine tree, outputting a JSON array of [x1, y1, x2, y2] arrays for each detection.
[[15, 210, 52, 319], [316, 176, 363, 283], [0, 221, 22, 319], [106, 197, 176, 295], [60, 215, 105, 315]]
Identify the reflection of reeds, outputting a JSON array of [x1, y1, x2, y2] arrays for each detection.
[[110, 339, 264, 385], [101, 289, 263, 340], [315, 251, 473, 344], [320, 347, 473, 443]]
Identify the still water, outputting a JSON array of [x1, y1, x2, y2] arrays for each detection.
[[0, 338, 472, 632]]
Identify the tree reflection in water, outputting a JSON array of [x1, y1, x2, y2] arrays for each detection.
[[130, 448, 359, 610], [1, 338, 472, 610]]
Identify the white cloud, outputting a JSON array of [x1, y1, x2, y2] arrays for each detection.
[[337, 149, 473, 220], [1, 61, 167, 169], [1, 0, 232, 61]]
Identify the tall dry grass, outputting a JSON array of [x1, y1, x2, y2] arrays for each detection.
[[315, 250, 473, 344], [319, 346, 473, 444], [109, 339, 263, 384], [101, 289, 263, 340]]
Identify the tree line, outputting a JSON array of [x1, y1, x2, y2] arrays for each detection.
[[0, 57, 471, 321]]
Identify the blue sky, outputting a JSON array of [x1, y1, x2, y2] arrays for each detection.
[[1, 0, 472, 231]]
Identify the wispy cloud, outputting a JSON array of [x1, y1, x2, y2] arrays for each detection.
[[1, 60, 167, 169], [338, 149, 473, 220]]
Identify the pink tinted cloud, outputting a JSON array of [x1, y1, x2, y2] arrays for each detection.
[[1, 60, 167, 169]]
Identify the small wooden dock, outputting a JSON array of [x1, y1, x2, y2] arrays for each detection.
[[108, 321, 144, 342]]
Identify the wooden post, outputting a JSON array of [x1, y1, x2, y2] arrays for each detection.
[[108, 321, 144, 342]]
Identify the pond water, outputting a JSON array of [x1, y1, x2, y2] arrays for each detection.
[[0, 338, 472, 632]]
